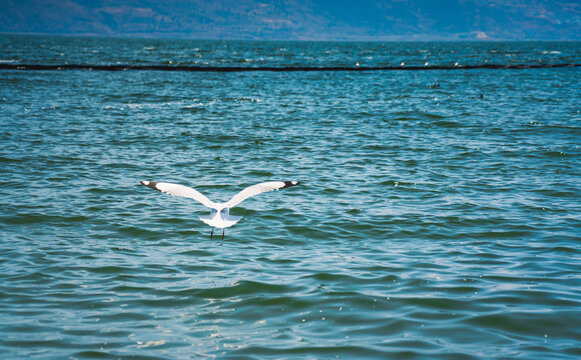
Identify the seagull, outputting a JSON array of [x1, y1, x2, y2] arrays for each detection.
[[140, 180, 300, 239]]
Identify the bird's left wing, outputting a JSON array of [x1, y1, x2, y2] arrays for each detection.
[[224, 181, 300, 209], [141, 181, 216, 208]]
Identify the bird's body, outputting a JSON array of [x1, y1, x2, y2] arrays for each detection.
[[140, 180, 300, 238], [199, 208, 242, 229]]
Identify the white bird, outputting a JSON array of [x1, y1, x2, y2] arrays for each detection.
[[140, 180, 300, 239]]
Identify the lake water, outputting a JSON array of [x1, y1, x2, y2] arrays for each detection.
[[0, 35, 580, 359]]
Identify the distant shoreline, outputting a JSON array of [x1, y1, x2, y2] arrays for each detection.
[[1, 33, 581, 43], [1, 63, 579, 72]]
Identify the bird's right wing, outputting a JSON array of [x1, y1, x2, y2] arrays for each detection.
[[224, 181, 300, 208], [140, 181, 216, 208]]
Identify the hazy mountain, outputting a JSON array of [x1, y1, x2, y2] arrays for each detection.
[[1, 0, 579, 40]]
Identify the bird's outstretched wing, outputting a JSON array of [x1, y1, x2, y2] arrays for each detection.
[[140, 181, 216, 208], [224, 181, 300, 209]]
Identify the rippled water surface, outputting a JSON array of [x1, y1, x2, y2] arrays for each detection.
[[1, 36, 580, 359]]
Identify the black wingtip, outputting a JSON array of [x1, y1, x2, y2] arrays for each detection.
[[140, 181, 159, 190], [282, 181, 301, 188]]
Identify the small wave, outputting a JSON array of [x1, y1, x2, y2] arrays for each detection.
[[422, 112, 446, 119], [0, 213, 89, 225], [233, 345, 395, 358], [433, 120, 462, 128], [302, 272, 401, 285], [195, 280, 296, 299]]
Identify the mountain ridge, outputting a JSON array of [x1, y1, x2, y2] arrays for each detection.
[[1, 0, 579, 40]]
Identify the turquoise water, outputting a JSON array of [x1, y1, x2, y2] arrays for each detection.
[[1, 36, 580, 359]]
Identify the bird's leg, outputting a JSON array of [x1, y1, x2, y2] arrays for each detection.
[[222, 229, 225, 240], [210, 228, 214, 239]]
